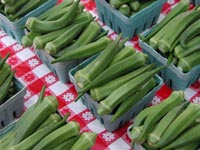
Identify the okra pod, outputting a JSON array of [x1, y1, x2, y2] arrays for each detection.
[[55, 21, 102, 56], [0, 63, 11, 86], [38, 0, 74, 21], [152, 103, 200, 148], [44, 18, 92, 55], [0, 52, 10, 70], [109, 46, 136, 66], [14, 95, 58, 144], [111, 78, 156, 122], [74, 34, 122, 89], [11, 0, 48, 20], [177, 51, 200, 72], [90, 64, 155, 101], [137, 91, 185, 144], [0, 70, 15, 104], [25, 0, 80, 33], [32, 121, 80, 150], [179, 19, 200, 48], [51, 136, 79, 150], [9, 114, 69, 150], [97, 66, 165, 116], [147, 101, 189, 145], [77, 52, 148, 100], [140, 0, 189, 42], [70, 132, 97, 150], [158, 9, 200, 53], [161, 125, 200, 149], [51, 36, 112, 63]]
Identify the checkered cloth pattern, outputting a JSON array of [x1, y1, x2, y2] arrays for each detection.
[[0, 0, 199, 149]]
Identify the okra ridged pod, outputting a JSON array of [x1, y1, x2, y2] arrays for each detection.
[[32, 121, 80, 150], [33, 25, 74, 50], [0, 52, 10, 69], [172, 143, 199, 150], [51, 136, 79, 150], [37, 0, 74, 21], [11, 0, 49, 20], [177, 51, 200, 72], [109, 0, 134, 9], [51, 36, 112, 63], [14, 95, 58, 144], [161, 124, 200, 150], [111, 77, 156, 122], [147, 101, 189, 145], [21, 31, 41, 47], [55, 21, 103, 57], [74, 34, 122, 89], [136, 91, 185, 144], [36, 113, 62, 130], [174, 35, 200, 58], [77, 52, 148, 98], [90, 64, 155, 101], [0, 70, 15, 104], [25, 0, 80, 33], [97, 66, 165, 116], [0, 63, 11, 86], [8, 114, 69, 150], [140, 0, 189, 42], [44, 18, 93, 55], [179, 19, 200, 48], [158, 9, 200, 53], [13, 85, 46, 132], [152, 102, 200, 149], [70, 132, 97, 150], [135, 100, 157, 127], [109, 46, 136, 66], [175, 42, 200, 59]]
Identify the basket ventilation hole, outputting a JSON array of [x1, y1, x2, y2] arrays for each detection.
[[99, 117, 104, 124], [13, 111, 17, 118], [143, 22, 147, 31], [1, 121, 4, 127], [133, 29, 137, 37], [101, 13, 105, 23], [117, 26, 121, 34], [168, 79, 173, 88], [119, 120, 124, 128], [109, 20, 113, 28], [151, 16, 157, 26]]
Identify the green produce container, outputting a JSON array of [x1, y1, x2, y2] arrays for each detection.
[[0, 0, 57, 43], [139, 37, 200, 90], [95, 0, 166, 39], [35, 49, 82, 83], [69, 55, 163, 132], [0, 78, 26, 129]]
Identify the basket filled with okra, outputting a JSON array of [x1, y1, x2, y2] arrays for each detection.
[[0, 85, 97, 150], [139, 0, 200, 90], [22, 0, 110, 83], [130, 91, 200, 150], [95, 0, 167, 39], [0, 53, 26, 129], [69, 34, 163, 132], [0, 0, 57, 43]]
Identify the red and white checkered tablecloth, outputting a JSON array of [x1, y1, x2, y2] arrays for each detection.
[[0, 0, 200, 149]]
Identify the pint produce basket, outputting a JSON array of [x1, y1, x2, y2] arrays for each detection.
[[36, 49, 82, 83], [139, 39, 200, 90], [0, 0, 57, 43], [0, 78, 26, 129], [69, 56, 163, 132], [95, 0, 166, 39]]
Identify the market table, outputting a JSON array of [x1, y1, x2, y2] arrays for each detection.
[[0, 0, 199, 149]]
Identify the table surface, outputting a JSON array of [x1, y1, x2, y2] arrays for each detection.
[[0, 0, 200, 149]]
